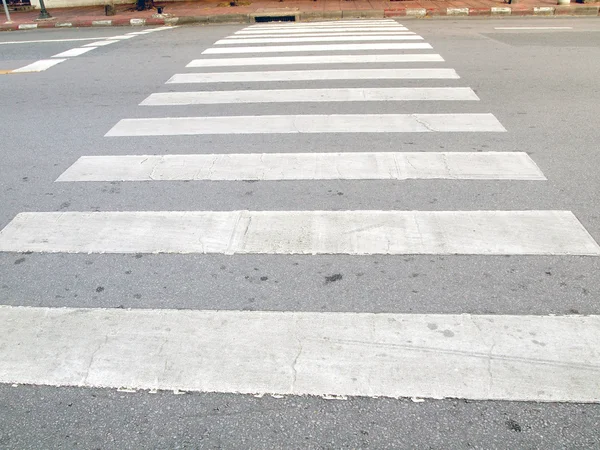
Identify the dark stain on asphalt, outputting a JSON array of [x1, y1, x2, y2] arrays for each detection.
[[260, 276, 268, 281], [135, 254, 143, 259], [505, 419, 522, 432], [14, 258, 26, 265], [325, 274, 343, 284], [96, 286, 105, 293]]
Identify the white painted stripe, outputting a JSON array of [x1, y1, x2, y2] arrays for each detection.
[[82, 40, 118, 47], [229, 31, 415, 38], [167, 69, 459, 84], [215, 35, 424, 44], [106, 35, 135, 40], [142, 88, 478, 105], [249, 20, 399, 26], [0, 37, 118, 45], [2, 211, 596, 255], [127, 31, 155, 35], [11, 59, 67, 73], [247, 23, 401, 30], [187, 54, 445, 67], [51, 47, 96, 58], [202, 43, 433, 54], [494, 26, 573, 30], [4, 308, 599, 402], [105, 114, 506, 136], [235, 28, 411, 34], [56, 152, 545, 182]]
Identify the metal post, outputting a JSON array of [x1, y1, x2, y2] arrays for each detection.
[[37, 0, 52, 19], [2, 0, 12, 23]]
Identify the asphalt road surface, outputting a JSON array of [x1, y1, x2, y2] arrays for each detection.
[[1, 17, 599, 449]]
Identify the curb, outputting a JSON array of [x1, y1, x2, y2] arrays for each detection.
[[1, 5, 599, 31]]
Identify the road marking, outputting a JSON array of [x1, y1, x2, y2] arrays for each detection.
[[106, 35, 135, 40], [1, 306, 600, 401], [142, 87, 478, 105], [494, 27, 573, 30], [166, 69, 459, 83], [105, 114, 506, 136], [235, 28, 411, 34], [202, 43, 433, 54], [187, 54, 445, 67], [2, 210, 596, 255], [56, 152, 545, 182], [52, 47, 96, 58], [248, 23, 402, 30], [82, 40, 118, 47], [11, 59, 67, 73], [249, 20, 399, 26], [0, 37, 119, 45], [215, 35, 424, 45]]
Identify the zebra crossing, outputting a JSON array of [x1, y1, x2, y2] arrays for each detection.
[[1, 19, 599, 403]]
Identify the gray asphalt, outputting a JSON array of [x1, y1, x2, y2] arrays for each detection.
[[1, 18, 600, 448]]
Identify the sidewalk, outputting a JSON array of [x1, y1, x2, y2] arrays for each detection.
[[2, 0, 599, 31]]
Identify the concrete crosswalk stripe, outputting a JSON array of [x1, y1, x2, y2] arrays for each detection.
[[106, 113, 506, 136], [56, 152, 545, 182], [12, 59, 67, 73], [186, 54, 445, 67], [166, 69, 459, 83], [215, 36, 424, 45], [202, 43, 433, 54], [105, 114, 506, 136], [1, 211, 597, 255], [234, 28, 411, 34], [51, 47, 96, 58], [141, 88, 478, 105], [2, 306, 599, 402]]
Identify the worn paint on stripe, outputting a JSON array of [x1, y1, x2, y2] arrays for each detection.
[[141, 88, 478, 105], [51, 47, 96, 58], [166, 69, 459, 84], [186, 54, 445, 67], [215, 35, 424, 45], [202, 43, 433, 54], [1, 211, 597, 255], [56, 152, 545, 182], [1, 306, 599, 402], [12, 59, 67, 73], [105, 114, 506, 136]]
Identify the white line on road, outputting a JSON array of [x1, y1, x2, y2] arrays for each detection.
[[1, 211, 596, 255], [235, 28, 411, 34], [202, 43, 433, 54], [166, 69, 459, 83], [51, 47, 96, 58], [2, 307, 599, 401], [186, 54, 445, 67], [11, 59, 67, 73], [105, 35, 135, 40], [215, 35, 424, 44], [0, 37, 120, 45], [82, 40, 118, 47], [105, 114, 506, 136], [249, 20, 399, 26], [494, 26, 573, 30], [142, 87, 478, 105], [56, 152, 545, 182]]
